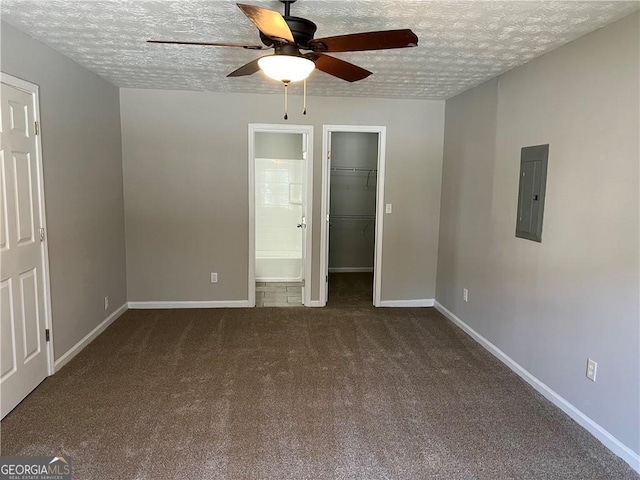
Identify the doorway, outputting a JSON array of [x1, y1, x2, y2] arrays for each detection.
[[248, 124, 313, 307], [0, 73, 53, 418], [320, 126, 386, 307]]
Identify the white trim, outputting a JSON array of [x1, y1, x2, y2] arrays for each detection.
[[128, 300, 251, 309], [248, 127, 256, 307], [248, 124, 313, 307], [320, 126, 330, 306], [379, 299, 435, 307], [373, 129, 386, 307], [307, 300, 325, 307], [303, 128, 314, 307], [0, 73, 55, 376], [434, 301, 640, 474], [320, 125, 387, 308], [0, 73, 39, 97], [328, 267, 374, 273], [54, 303, 128, 371]]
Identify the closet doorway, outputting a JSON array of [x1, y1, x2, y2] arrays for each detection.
[[248, 124, 313, 307], [320, 126, 386, 307]]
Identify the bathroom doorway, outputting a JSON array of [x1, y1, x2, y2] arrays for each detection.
[[320, 126, 386, 307], [248, 124, 313, 307]]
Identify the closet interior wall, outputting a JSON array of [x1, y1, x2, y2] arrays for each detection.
[[329, 132, 379, 272]]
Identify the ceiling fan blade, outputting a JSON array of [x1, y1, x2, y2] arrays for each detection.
[[236, 3, 294, 43], [309, 29, 418, 53], [148, 40, 266, 50], [308, 53, 372, 82], [227, 57, 264, 77]]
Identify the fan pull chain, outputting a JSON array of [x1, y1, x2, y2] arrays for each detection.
[[283, 82, 289, 120], [303, 79, 307, 115]]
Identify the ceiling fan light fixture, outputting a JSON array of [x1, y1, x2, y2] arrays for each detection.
[[258, 54, 315, 83]]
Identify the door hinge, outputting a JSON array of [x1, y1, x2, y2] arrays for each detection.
[[326, 275, 328, 282], [39, 228, 45, 242], [301, 279, 305, 287], [35, 121, 39, 136], [45, 329, 50, 342], [327, 150, 331, 159]]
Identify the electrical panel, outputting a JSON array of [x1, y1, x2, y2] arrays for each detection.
[[516, 144, 549, 242]]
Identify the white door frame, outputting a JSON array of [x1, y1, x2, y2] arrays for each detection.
[[0, 72, 54, 376], [248, 123, 313, 307], [320, 125, 387, 307]]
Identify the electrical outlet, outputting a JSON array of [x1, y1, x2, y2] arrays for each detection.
[[104, 296, 109, 310], [210, 272, 218, 283], [586, 358, 597, 382], [385, 203, 393, 214], [463, 288, 468, 302]]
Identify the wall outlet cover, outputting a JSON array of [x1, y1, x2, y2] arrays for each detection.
[[586, 358, 597, 381]]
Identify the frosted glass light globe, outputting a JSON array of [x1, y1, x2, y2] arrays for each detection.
[[258, 55, 315, 83]]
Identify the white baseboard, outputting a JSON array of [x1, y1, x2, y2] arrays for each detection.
[[434, 301, 640, 474], [328, 267, 374, 273], [379, 299, 435, 307], [307, 300, 325, 307], [54, 303, 128, 372], [128, 300, 251, 309]]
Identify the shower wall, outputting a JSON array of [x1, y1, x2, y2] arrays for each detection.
[[255, 132, 304, 281]]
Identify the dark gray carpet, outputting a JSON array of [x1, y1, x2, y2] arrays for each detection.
[[1, 307, 637, 479], [328, 272, 374, 307]]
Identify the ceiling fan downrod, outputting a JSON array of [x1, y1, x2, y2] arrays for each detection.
[[280, 0, 297, 17]]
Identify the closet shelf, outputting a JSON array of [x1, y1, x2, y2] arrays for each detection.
[[330, 166, 377, 173], [331, 166, 377, 188]]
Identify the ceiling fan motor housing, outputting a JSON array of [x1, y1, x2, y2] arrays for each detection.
[[260, 16, 317, 48]]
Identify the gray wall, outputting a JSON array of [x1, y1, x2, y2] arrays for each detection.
[[120, 90, 444, 302], [436, 12, 639, 454], [0, 22, 127, 360]]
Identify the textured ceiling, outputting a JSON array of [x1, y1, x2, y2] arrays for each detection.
[[1, 1, 638, 99]]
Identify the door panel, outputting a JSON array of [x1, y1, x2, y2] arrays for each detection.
[[13, 152, 35, 245], [20, 269, 41, 361], [0, 152, 9, 251], [0, 81, 48, 418], [0, 279, 16, 380], [8, 101, 28, 137]]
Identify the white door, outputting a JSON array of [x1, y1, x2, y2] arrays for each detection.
[[0, 80, 49, 418]]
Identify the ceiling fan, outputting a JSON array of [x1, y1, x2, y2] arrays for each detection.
[[148, 0, 419, 84]]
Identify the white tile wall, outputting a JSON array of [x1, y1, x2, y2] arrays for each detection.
[[255, 158, 304, 256]]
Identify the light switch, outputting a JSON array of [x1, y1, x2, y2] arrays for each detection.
[[385, 203, 392, 214]]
